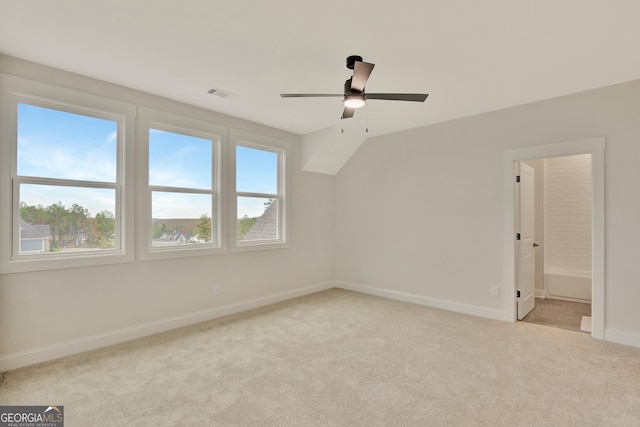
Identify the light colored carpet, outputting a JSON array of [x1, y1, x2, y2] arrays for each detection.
[[1, 289, 639, 426]]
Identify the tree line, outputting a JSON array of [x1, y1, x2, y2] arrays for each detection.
[[20, 202, 115, 250], [19, 197, 275, 251]]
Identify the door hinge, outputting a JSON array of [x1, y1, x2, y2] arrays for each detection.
[[516, 233, 521, 240], [516, 175, 521, 183], [516, 290, 521, 298]]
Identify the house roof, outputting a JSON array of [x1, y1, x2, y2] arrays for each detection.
[[154, 231, 187, 242], [242, 201, 278, 241], [19, 219, 50, 239]]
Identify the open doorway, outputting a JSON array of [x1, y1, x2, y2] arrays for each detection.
[[503, 138, 605, 340], [516, 155, 593, 333]]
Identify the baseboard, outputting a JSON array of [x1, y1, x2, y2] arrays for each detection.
[[0, 281, 334, 372], [604, 328, 640, 348], [535, 289, 546, 298], [336, 281, 506, 321]]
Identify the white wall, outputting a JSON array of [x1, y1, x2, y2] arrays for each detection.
[[543, 154, 592, 273], [0, 56, 335, 370], [335, 79, 640, 345], [3, 56, 640, 371]]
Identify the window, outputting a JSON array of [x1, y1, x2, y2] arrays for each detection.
[[0, 75, 290, 270], [17, 104, 118, 253], [231, 130, 288, 251], [138, 108, 226, 259], [0, 74, 135, 273]]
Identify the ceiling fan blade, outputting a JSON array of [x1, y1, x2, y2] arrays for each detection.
[[365, 93, 429, 102], [351, 61, 375, 92], [280, 94, 342, 98], [341, 107, 355, 119]]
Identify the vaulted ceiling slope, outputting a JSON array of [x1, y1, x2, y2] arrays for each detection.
[[1, 1, 640, 145]]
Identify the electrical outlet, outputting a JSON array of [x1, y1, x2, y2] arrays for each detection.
[[213, 286, 221, 296], [491, 286, 500, 296]]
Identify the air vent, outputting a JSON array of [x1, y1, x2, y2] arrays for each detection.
[[207, 88, 235, 99]]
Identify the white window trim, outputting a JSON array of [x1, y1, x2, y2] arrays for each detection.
[[137, 107, 227, 260], [229, 129, 289, 253], [0, 74, 135, 273]]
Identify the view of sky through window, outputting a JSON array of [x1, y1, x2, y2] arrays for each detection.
[[149, 129, 212, 190], [17, 103, 117, 216], [18, 105, 278, 223], [236, 146, 278, 219], [151, 191, 212, 220]]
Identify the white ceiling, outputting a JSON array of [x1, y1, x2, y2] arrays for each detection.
[[2, 1, 640, 138]]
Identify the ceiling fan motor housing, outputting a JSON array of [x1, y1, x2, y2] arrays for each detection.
[[344, 78, 359, 94], [344, 78, 364, 104], [346, 55, 363, 70], [280, 55, 428, 119]]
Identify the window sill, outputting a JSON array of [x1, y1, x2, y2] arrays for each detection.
[[230, 240, 289, 253], [1, 250, 134, 274]]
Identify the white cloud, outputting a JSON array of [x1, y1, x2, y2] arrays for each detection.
[[151, 192, 211, 219], [149, 168, 205, 189], [18, 134, 117, 182], [105, 130, 117, 144]]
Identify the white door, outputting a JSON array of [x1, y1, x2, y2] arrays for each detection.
[[516, 162, 536, 320]]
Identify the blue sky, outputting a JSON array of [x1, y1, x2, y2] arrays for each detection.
[[18, 103, 278, 220], [236, 146, 277, 194], [149, 129, 213, 218], [18, 104, 118, 182], [236, 145, 278, 218], [18, 103, 118, 216], [149, 129, 212, 189]]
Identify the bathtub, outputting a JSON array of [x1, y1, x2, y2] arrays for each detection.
[[544, 268, 592, 302]]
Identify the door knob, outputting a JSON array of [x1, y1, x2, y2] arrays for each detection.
[[533, 243, 539, 248]]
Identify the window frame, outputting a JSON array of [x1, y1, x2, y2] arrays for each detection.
[[0, 74, 135, 273], [230, 129, 289, 252], [137, 107, 227, 260]]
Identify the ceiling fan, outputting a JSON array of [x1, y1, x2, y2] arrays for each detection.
[[280, 55, 428, 119]]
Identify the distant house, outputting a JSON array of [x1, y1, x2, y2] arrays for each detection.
[[19, 218, 51, 253], [152, 230, 188, 246], [242, 201, 278, 241], [189, 235, 205, 244]]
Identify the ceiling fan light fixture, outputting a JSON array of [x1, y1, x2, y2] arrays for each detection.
[[280, 55, 428, 119], [344, 95, 365, 109]]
